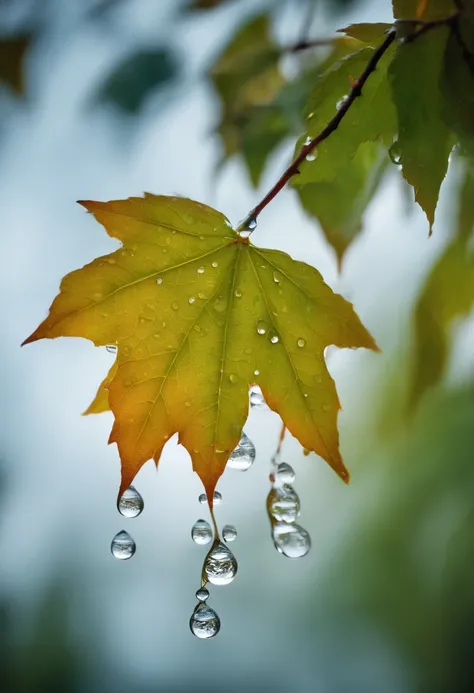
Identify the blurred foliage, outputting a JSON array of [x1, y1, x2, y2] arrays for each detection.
[[0, 35, 30, 94]]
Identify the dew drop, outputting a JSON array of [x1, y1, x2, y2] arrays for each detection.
[[117, 485, 144, 518], [198, 292, 206, 300], [188, 296, 196, 304], [274, 462, 295, 485], [156, 277, 163, 285], [254, 369, 260, 376], [195, 587, 210, 602], [222, 525, 237, 542], [228, 432, 256, 471], [93, 292, 103, 301], [110, 530, 136, 560], [213, 296, 227, 313], [211, 261, 218, 268], [191, 519, 213, 545], [336, 95, 349, 111], [171, 301, 179, 311], [106, 344, 117, 354], [272, 522, 311, 558], [297, 338, 306, 348], [273, 272, 280, 284], [256, 320, 267, 335], [269, 330, 279, 344], [229, 373, 238, 384], [190, 603, 220, 639], [197, 266, 205, 274], [204, 541, 238, 586], [267, 485, 300, 523], [199, 491, 222, 505], [322, 403, 330, 412], [304, 136, 311, 146], [235, 289, 242, 298], [305, 152, 316, 162]]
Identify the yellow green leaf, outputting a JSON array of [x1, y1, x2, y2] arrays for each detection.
[[337, 23, 393, 44], [83, 359, 117, 415], [392, 0, 455, 20], [441, 31, 474, 155], [411, 165, 474, 406], [389, 28, 453, 231], [24, 195, 377, 497]]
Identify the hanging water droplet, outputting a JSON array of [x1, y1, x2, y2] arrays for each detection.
[[274, 462, 295, 485], [249, 385, 266, 409], [256, 320, 267, 335], [228, 432, 256, 471], [191, 519, 213, 545], [110, 530, 136, 560], [190, 603, 220, 639], [272, 522, 311, 559], [106, 344, 117, 354], [222, 525, 237, 542], [195, 587, 210, 602], [188, 296, 196, 304], [268, 485, 300, 523], [197, 266, 205, 274], [198, 491, 222, 505], [297, 338, 306, 348], [156, 277, 163, 285], [117, 485, 144, 518], [269, 330, 279, 344], [204, 541, 238, 586]]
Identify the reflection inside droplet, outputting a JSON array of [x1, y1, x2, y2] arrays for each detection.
[[228, 432, 256, 471], [189, 603, 221, 639]]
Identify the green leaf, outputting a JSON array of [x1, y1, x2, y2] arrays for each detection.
[[0, 35, 30, 94], [296, 45, 396, 185], [297, 142, 388, 266], [389, 27, 453, 231], [441, 31, 474, 155], [411, 165, 474, 406], [24, 195, 378, 497], [392, 0, 456, 20], [337, 23, 393, 44], [95, 48, 178, 114]]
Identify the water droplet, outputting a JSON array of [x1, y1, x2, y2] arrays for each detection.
[[191, 519, 213, 545], [190, 603, 220, 639], [165, 237, 171, 245], [117, 486, 144, 518], [93, 292, 103, 301], [274, 462, 295, 485], [336, 95, 349, 111], [188, 296, 196, 304], [222, 525, 237, 542], [111, 530, 136, 560], [185, 400, 192, 407], [139, 317, 146, 324], [297, 338, 306, 348], [322, 403, 330, 412], [213, 297, 226, 313], [106, 344, 117, 354], [256, 320, 267, 335], [204, 541, 238, 586], [197, 266, 205, 274], [272, 522, 311, 558], [304, 136, 311, 146], [162, 248, 168, 254], [228, 432, 256, 471], [305, 152, 316, 162], [199, 491, 222, 505], [198, 292, 206, 300], [268, 485, 300, 523], [235, 289, 242, 298], [249, 385, 266, 409], [211, 261, 218, 268], [229, 373, 238, 384], [254, 369, 259, 376], [269, 330, 279, 344], [171, 301, 179, 311], [196, 587, 210, 602], [273, 273, 280, 284], [307, 111, 314, 119], [156, 277, 163, 285]]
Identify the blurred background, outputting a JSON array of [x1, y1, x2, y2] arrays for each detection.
[[1, 0, 474, 691]]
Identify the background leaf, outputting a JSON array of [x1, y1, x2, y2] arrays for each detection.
[[392, 0, 456, 20], [0, 35, 30, 94]]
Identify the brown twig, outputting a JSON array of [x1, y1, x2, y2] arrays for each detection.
[[238, 30, 396, 229], [283, 37, 335, 54]]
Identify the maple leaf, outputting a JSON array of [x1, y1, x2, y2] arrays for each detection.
[[23, 195, 378, 499]]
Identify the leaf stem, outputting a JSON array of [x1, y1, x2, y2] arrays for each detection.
[[241, 30, 396, 227]]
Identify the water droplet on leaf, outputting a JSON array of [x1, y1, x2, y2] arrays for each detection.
[[188, 296, 195, 304], [229, 373, 238, 384], [256, 320, 267, 335], [111, 530, 136, 560], [197, 267, 205, 274], [211, 261, 218, 268], [117, 486, 144, 518], [297, 338, 306, 348], [171, 301, 178, 311], [269, 330, 279, 344], [156, 277, 163, 285]]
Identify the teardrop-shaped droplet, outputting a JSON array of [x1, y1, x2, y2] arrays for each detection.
[[249, 385, 266, 409], [198, 491, 222, 505], [274, 462, 295, 486], [272, 522, 311, 559], [267, 485, 300, 524], [110, 530, 136, 560], [117, 485, 144, 518], [189, 603, 221, 639], [222, 525, 237, 542], [256, 320, 267, 335], [204, 541, 238, 586], [191, 519, 213, 545], [106, 344, 118, 354], [227, 432, 256, 471], [195, 587, 210, 602], [268, 330, 279, 344]]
